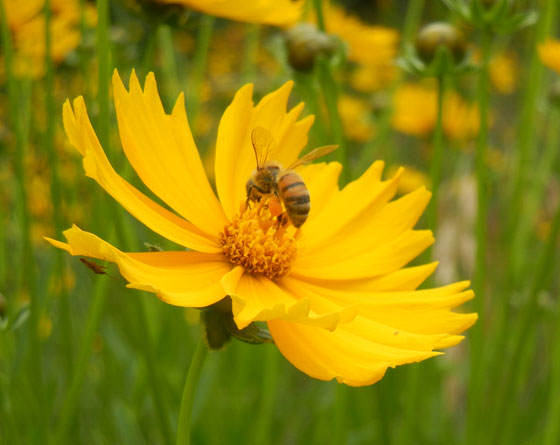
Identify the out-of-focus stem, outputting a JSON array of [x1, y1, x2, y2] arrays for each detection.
[[176, 335, 208, 445], [466, 25, 491, 445], [188, 15, 215, 130], [253, 346, 280, 445]]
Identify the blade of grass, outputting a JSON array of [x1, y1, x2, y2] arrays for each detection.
[[188, 15, 215, 131], [466, 24, 491, 445], [0, 2, 45, 441], [176, 334, 208, 445]]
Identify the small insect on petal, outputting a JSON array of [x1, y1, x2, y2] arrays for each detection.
[[79, 258, 107, 275]]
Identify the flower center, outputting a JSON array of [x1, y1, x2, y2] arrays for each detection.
[[219, 199, 297, 280]]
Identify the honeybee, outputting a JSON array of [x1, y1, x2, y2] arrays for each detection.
[[246, 127, 337, 228]]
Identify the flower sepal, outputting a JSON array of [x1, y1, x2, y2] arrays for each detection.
[[201, 297, 273, 350]]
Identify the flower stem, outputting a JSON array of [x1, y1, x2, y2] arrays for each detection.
[[466, 24, 491, 444], [158, 24, 179, 107], [427, 73, 446, 244], [188, 15, 215, 131], [312, 0, 347, 182], [52, 276, 110, 444], [176, 335, 208, 445], [253, 346, 279, 444], [242, 24, 260, 83], [0, 0, 44, 437]]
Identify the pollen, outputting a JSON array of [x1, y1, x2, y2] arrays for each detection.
[[219, 200, 297, 280]]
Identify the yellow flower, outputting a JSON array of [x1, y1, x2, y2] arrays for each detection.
[[47, 71, 476, 386], [489, 52, 517, 94], [539, 39, 560, 73], [155, 0, 303, 26], [2, 0, 95, 78], [392, 82, 480, 140], [388, 165, 431, 195], [322, 4, 399, 68], [338, 94, 375, 142]]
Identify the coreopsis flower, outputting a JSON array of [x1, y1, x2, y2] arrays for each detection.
[[1, 0, 96, 78], [489, 52, 517, 94], [155, 0, 303, 27], [47, 70, 476, 386], [320, 4, 399, 68], [539, 39, 560, 73], [338, 94, 375, 143], [392, 82, 480, 140]]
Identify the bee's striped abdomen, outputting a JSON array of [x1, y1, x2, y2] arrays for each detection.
[[278, 171, 310, 228]]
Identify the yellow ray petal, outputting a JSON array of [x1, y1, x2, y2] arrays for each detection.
[[298, 162, 400, 251], [226, 273, 350, 330], [45, 226, 229, 307], [293, 229, 434, 280], [157, 0, 304, 27], [302, 263, 439, 293], [63, 97, 220, 253], [296, 162, 342, 222], [269, 319, 441, 387], [112, 71, 227, 237], [280, 275, 474, 339], [214, 81, 313, 220], [301, 187, 431, 264]]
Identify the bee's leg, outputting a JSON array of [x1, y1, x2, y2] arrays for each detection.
[[276, 212, 289, 228]]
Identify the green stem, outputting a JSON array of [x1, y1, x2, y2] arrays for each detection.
[[45, 0, 73, 376], [505, 0, 556, 286], [253, 346, 279, 445], [402, 0, 425, 45], [0, 1, 44, 439], [312, 0, 325, 31], [544, 276, 560, 445], [157, 24, 179, 107], [427, 73, 446, 240], [242, 24, 260, 83], [52, 277, 110, 443], [188, 15, 215, 131], [176, 335, 208, 445], [466, 25, 491, 445], [312, 0, 347, 181]]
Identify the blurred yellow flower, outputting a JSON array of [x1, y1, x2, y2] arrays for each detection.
[[47, 70, 476, 386], [323, 4, 399, 68], [489, 52, 517, 94], [338, 94, 375, 142], [389, 165, 431, 195], [392, 83, 480, 140], [350, 63, 399, 93], [156, 0, 303, 26], [539, 39, 560, 73], [2, 0, 95, 78]]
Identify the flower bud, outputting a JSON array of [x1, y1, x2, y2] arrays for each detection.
[[285, 23, 337, 72], [415, 22, 467, 65]]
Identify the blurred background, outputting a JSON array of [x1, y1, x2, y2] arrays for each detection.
[[1, 0, 559, 443]]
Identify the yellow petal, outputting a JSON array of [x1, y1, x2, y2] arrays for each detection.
[[226, 273, 349, 331], [297, 162, 398, 251], [45, 225, 229, 307], [296, 162, 342, 222], [63, 96, 220, 253], [293, 229, 434, 280], [214, 81, 313, 220], [112, 70, 227, 237], [157, 0, 304, 27], [300, 186, 431, 265], [269, 319, 441, 387]]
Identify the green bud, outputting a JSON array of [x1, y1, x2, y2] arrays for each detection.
[[285, 23, 337, 72], [415, 22, 467, 65], [201, 297, 273, 350]]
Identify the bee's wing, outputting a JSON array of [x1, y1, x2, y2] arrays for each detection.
[[251, 127, 273, 168], [287, 145, 339, 170]]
